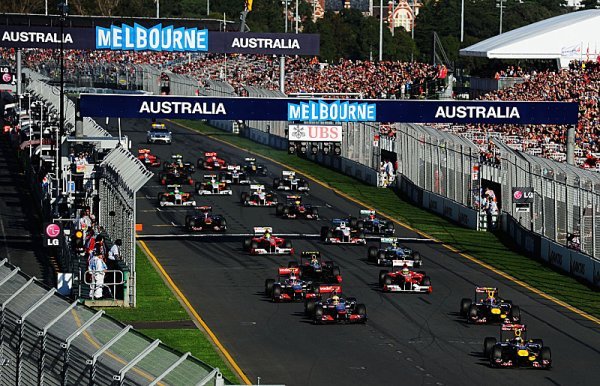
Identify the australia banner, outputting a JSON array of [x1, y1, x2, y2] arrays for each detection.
[[79, 94, 579, 125], [0, 24, 320, 55]]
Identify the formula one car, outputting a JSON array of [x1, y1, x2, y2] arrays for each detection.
[[137, 149, 161, 167], [367, 237, 422, 267], [198, 152, 228, 170], [195, 175, 233, 195], [242, 157, 268, 176], [243, 227, 294, 255], [157, 185, 196, 207], [378, 265, 432, 293], [163, 154, 195, 174], [240, 185, 278, 207], [483, 324, 551, 369], [146, 123, 172, 144], [320, 219, 366, 245], [184, 206, 227, 232], [219, 165, 250, 185], [264, 266, 342, 303], [357, 210, 394, 236], [307, 292, 367, 324], [273, 171, 309, 192], [158, 169, 194, 186], [275, 195, 319, 219], [460, 287, 521, 324], [297, 251, 342, 284]]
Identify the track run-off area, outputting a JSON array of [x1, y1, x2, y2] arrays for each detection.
[[105, 118, 600, 386]]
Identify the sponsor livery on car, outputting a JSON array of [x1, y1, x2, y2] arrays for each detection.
[[137, 149, 161, 167], [264, 266, 342, 303], [483, 324, 552, 369], [157, 185, 196, 207], [357, 209, 394, 235], [184, 206, 227, 232], [378, 265, 432, 293], [146, 123, 172, 144], [242, 157, 268, 176], [320, 219, 366, 245], [199, 152, 228, 170], [240, 185, 278, 207], [275, 195, 319, 219], [195, 175, 233, 195], [219, 165, 251, 185], [306, 293, 367, 324], [460, 287, 521, 324], [367, 237, 422, 267], [273, 170, 309, 192], [243, 227, 294, 255]]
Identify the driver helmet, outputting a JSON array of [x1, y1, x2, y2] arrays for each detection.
[[173, 186, 180, 193], [486, 289, 496, 302], [514, 329, 523, 344], [369, 213, 376, 220], [295, 200, 301, 206], [332, 295, 340, 305], [289, 274, 297, 282], [401, 264, 410, 276], [311, 255, 319, 264], [264, 231, 271, 239]]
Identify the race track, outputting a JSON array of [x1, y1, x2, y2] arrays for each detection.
[[104, 118, 600, 386]]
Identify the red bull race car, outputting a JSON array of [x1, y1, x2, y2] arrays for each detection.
[[242, 227, 294, 255], [320, 219, 366, 245], [240, 185, 278, 207], [157, 185, 196, 207], [275, 195, 319, 219], [184, 206, 227, 232], [460, 287, 521, 324], [137, 149, 161, 167], [195, 175, 233, 195], [378, 265, 432, 293], [306, 292, 367, 325], [199, 152, 228, 170], [242, 157, 268, 176], [483, 324, 551, 369]]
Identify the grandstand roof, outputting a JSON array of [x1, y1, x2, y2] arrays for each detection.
[[460, 10, 600, 67]]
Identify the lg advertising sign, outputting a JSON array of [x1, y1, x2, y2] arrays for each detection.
[[0, 23, 320, 55], [512, 187, 534, 203], [43, 222, 63, 248], [0, 66, 13, 85], [288, 125, 342, 142]]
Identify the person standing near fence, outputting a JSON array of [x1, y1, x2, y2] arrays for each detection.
[[88, 247, 107, 299]]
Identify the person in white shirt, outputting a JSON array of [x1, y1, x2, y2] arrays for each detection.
[[88, 251, 107, 299], [108, 239, 122, 262]]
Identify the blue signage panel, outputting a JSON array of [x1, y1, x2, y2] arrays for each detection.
[[0, 25, 320, 55], [79, 94, 579, 124]]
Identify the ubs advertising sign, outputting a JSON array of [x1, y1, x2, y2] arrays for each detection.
[[79, 94, 579, 125], [0, 23, 320, 55], [288, 124, 342, 142]]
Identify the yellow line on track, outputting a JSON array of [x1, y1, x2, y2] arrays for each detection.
[[138, 240, 252, 385], [170, 119, 600, 326]]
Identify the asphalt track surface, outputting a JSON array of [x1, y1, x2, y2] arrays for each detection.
[[104, 118, 600, 386]]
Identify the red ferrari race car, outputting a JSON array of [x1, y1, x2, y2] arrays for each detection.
[[240, 185, 278, 207], [198, 152, 228, 170], [157, 185, 196, 207], [378, 265, 432, 293], [483, 324, 552, 369], [184, 206, 227, 232], [137, 149, 161, 167], [242, 227, 293, 255]]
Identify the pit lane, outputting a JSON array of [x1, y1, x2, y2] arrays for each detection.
[[104, 118, 600, 386]]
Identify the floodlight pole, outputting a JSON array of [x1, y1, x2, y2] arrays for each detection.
[[58, 2, 69, 200], [461, 0, 464, 42], [379, 0, 383, 62], [566, 125, 575, 165]]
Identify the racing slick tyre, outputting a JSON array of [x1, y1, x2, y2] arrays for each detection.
[[412, 252, 422, 266], [320, 227, 329, 241], [468, 305, 479, 323], [386, 222, 394, 234], [377, 251, 386, 263], [383, 275, 392, 286], [276, 203, 284, 215], [531, 339, 544, 347], [273, 178, 280, 189], [310, 208, 319, 218], [358, 231, 366, 240], [349, 217, 358, 228], [305, 299, 316, 315], [185, 216, 192, 229], [368, 246, 378, 262], [218, 219, 227, 231], [325, 230, 333, 242], [510, 305, 521, 322], [422, 276, 431, 287], [460, 298, 472, 317], [379, 270, 389, 286], [243, 238, 252, 251], [265, 279, 275, 296], [302, 182, 309, 190], [159, 195, 167, 206], [284, 240, 292, 249], [483, 337, 497, 357], [356, 220, 364, 230], [271, 284, 282, 301], [283, 207, 290, 216], [240, 192, 248, 204], [313, 305, 324, 324], [331, 266, 341, 277], [355, 304, 367, 322], [490, 346, 503, 367], [288, 261, 299, 268], [540, 347, 552, 367], [251, 241, 258, 250]]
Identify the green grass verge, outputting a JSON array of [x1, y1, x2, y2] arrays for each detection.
[[103, 245, 238, 383], [176, 119, 600, 318]]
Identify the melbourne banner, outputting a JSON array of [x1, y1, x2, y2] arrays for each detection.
[[0, 24, 320, 55], [79, 95, 579, 124]]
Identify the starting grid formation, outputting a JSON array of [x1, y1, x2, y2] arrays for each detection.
[[0, 260, 225, 386]]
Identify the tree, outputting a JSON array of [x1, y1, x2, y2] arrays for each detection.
[[580, 0, 599, 8]]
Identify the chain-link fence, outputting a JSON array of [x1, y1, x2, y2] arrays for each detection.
[[496, 141, 600, 259], [0, 260, 227, 386]]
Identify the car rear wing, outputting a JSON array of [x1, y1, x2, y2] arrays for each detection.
[[278, 267, 300, 275], [331, 219, 348, 227], [380, 237, 398, 244], [203, 174, 218, 179], [286, 195, 302, 201], [282, 170, 295, 177], [502, 324, 526, 331], [244, 157, 256, 162], [475, 287, 499, 293], [227, 165, 241, 171], [250, 184, 264, 191], [301, 251, 321, 257], [138, 149, 151, 154], [195, 206, 212, 212], [204, 152, 218, 157], [254, 227, 273, 235], [360, 209, 376, 216], [316, 285, 342, 294], [171, 154, 182, 159], [167, 184, 181, 189]]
